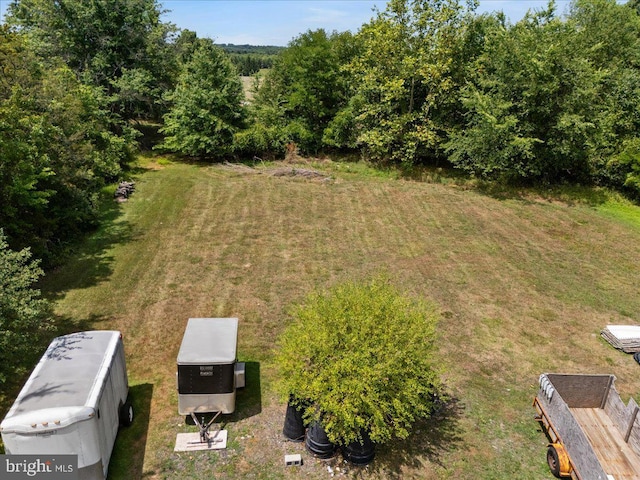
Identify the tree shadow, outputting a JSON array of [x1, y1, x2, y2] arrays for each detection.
[[362, 394, 465, 478], [475, 180, 613, 206], [108, 383, 154, 480], [40, 201, 135, 299], [52, 313, 107, 337]]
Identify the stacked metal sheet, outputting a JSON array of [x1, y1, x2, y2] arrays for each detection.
[[601, 325, 640, 353]]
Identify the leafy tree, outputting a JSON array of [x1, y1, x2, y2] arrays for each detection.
[[345, 0, 477, 164], [276, 276, 442, 445], [6, 0, 178, 121], [446, 3, 604, 182], [159, 41, 245, 159], [0, 27, 131, 261], [228, 53, 275, 76], [568, 0, 640, 195], [0, 230, 52, 384], [240, 29, 359, 155]]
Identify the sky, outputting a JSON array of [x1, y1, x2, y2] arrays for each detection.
[[159, 0, 579, 45], [0, 0, 629, 46]]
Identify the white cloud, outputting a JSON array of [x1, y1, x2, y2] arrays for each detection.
[[304, 7, 349, 25]]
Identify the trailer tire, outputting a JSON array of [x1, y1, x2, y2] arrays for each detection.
[[119, 402, 134, 427], [547, 444, 570, 478]]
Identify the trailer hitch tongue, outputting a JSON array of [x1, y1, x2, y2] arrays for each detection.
[[190, 411, 222, 444]]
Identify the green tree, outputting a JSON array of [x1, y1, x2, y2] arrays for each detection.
[[569, 0, 640, 195], [346, 0, 477, 164], [240, 29, 359, 156], [0, 27, 131, 261], [159, 41, 245, 159], [6, 0, 177, 121], [276, 276, 442, 445], [0, 230, 52, 384], [446, 3, 604, 182]]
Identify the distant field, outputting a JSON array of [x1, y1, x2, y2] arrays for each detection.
[[24, 157, 640, 478], [240, 68, 268, 102], [240, 75, 255, 101]]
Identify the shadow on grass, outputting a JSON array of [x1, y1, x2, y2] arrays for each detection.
[[53, 313, 109, 336], [475, 180, 612, 206], [364, 395, 465, 478], [40, 193, 135, 300], [229, 361, 262, 421], [108, 383, 154, 480]]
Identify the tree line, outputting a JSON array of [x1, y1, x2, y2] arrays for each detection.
[[218, 44, 283, 76], [3, 0, 640, 263], [1, 0, 640, 383], [237, 0, 640, 197], [159, 0, 640, 200]]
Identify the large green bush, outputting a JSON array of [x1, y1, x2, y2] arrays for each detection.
[[276, 276, 442, 445]]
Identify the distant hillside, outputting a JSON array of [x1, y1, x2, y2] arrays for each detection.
[[217, 44, 284, 55], [217, 44, 283, 76]]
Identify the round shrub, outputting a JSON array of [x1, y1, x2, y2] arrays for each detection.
[[276, 275, 443, 445]]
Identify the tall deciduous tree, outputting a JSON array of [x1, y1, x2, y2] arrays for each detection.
[[346, 0, 477, 164], [446, 0, 640, 192], [239, 29, 359, 155], [0, 27, 131, 261], [446, 3, 601, 181], [159, 41, 245, 159], [569, 0, 640, 195], [6, 0, 177, 120]]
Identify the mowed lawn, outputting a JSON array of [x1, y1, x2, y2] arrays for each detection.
[[35, 158, 640, 479]]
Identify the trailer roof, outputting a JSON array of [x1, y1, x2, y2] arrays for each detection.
[[177, 318, 238, 365], [2, 331, 121, 421]]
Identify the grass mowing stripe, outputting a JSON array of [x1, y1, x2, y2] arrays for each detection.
[[27, 160, 640, 479]]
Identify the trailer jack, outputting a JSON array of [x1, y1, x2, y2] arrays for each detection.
[[190, 411, 222, 445], [174, 412, 228, 452]]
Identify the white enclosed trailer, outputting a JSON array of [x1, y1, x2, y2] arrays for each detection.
[[0, 331, 133, 480]]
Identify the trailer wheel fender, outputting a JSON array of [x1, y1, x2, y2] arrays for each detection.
[[119, 401, 134, 427], [547, 443, 571, 478]]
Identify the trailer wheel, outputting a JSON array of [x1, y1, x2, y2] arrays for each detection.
[[119, 402, 134, 427], [547, 444, 571, 478]]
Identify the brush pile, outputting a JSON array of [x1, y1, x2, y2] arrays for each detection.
[[114, 181, 136, 202]]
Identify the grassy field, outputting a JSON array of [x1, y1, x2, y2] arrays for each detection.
[[13, 156, 640, 478]]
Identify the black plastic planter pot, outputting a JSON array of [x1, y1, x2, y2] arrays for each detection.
[[305, 421, 336, 459], [283, 400, 305, 442], [341, 430, 375, 465]]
